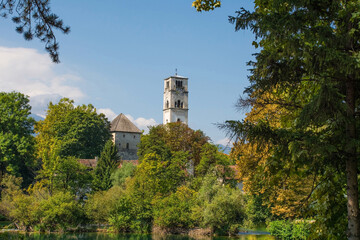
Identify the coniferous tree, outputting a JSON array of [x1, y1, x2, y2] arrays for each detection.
[[0, 0, 70, 62], [218, 1, 360, 238], [92, 140, 120, 191]]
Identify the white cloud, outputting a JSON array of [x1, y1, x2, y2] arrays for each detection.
[[126, 114, 157, 133], [0, 46, 84, 117], [98, 108, 117, 121], [215, 137, 234, 146]]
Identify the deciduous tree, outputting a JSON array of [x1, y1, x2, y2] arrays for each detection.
[[35, 98, 111, 160], [0, 91, 35, 186]]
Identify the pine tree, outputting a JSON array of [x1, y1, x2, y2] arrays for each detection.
[[92, 140, 120, 191]]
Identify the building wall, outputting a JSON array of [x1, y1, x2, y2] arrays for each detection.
[[112, 132, 141, 160]]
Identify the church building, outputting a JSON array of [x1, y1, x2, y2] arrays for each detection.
[[163, 75, 189, 124], [110, 113, 142, 160]]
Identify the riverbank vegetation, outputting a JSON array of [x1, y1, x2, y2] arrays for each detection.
[[0, 91, 344, 240], [0, 93, 251, 236]]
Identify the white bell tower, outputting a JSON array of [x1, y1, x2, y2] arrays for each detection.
[[163, 75, 188, 124]]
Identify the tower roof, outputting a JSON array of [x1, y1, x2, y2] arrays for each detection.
[[110, 113, 142, 133], [164, 75, 188, 80]]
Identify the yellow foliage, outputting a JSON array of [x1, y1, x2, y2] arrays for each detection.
[[231, 90, 316, 218], [192, 0, 221, 12]]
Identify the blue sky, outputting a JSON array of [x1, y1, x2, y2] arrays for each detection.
[[0, 1, 256, 145]]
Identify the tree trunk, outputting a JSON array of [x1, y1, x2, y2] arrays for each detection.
[[345, 79, 359, 240]]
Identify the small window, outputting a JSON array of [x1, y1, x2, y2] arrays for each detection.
[[126, 143, 129, 149], [166, 100, 169, 108], [180, 102, 183, 108], [123, 134, 125, 138], [177, 118, 181, 122], [176, 80, 183, 88], [177, 100, 181, 108], [133, 135, 136, 139]]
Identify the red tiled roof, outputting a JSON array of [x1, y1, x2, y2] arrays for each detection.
[[78, 159, 97, 168]]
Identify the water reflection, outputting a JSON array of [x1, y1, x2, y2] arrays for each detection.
[[0, 232, 275, 240]]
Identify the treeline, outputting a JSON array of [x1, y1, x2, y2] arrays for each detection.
[[0, 91, 252, 235]]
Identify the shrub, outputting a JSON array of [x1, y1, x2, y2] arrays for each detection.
[[85, 186, 123, 224], [36, 191, 86, 231], [268, 220, 311, 240], [153, 186, 196, 230]]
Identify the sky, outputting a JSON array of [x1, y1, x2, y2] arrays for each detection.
[[0, 0, 256, 146]]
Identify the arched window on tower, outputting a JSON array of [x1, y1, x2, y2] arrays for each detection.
[[166, 100, 169, 108], [175, 101, 177, 108], [180, 102, 183, 108], [177, 100, 181, 108]]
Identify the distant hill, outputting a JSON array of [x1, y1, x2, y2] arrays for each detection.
[[218, 144, 232, 155], [30, 114, 44, 122]]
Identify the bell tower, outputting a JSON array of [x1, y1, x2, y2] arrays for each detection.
[[163, 75, 188, 124]]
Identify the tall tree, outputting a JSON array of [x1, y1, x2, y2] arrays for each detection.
[[138, 122, 209, 167], [92, 140, 120, 191], [229, 90, 318, 219], [221, 1, 360, 238], [0, 0, 70, 62], [35, 98, 111, 160], [0, 91, 35, 186]]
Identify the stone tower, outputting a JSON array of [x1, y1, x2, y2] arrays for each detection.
[[163, 75, 188, 124], [110, 113, 142, 160]]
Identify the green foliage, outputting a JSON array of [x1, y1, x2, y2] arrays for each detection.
[[0, 0, 70, 62], [133, 151, 188, 198], [108, 192, 152, 233], [35, 98, 111, 159], [192, 173, 245, 235], [0, 175, 85, 231], [0, 175, 38, 230], [307, 172, 347, 239], [37, 150, 92, 198], [0, 91, 35, 186], [268, 220, 311, 240], [138, 123, 209, 167], [223, 0, 360, 237], [195, 143, 233, 182], [243, 194, 272, 228], [153, 186, 196, 229], [93, 140, 120, 191], [36, 191, 86, 231], [85, 186, 123, 224], [111, 162, 136, 187]]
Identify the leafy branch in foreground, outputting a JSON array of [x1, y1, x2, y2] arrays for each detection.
[[0, 0, 70, 62]]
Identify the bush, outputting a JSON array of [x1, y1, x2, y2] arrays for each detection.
[[153, 186, 196, 230], [85, 186, 123, 224], [36, 191, 86, 231], [192, 173, 245, 235], [268, 220, 311, 240]]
